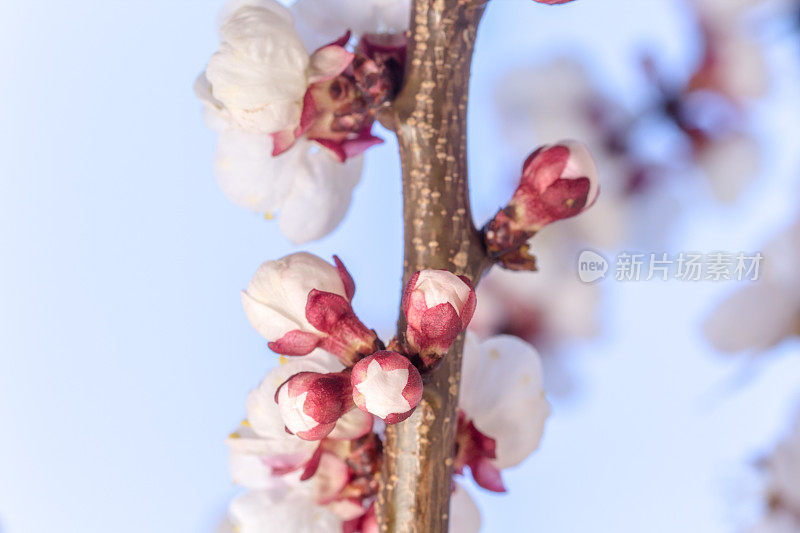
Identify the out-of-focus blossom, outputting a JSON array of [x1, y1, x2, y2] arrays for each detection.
[[696, 133, 760, 203], [748, 511, 800, 533], [704, 219, 800, 353], [401, 270, 477, 367], [455, 334, 550, 492], [748, 413, 800, 532], [532, 0, 576, 4], [351, 351, 423, 423], [242, 252, 380, 363], [765, 417, 800, 513]]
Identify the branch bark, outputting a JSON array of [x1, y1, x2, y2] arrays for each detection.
[[376, 1, 490, 531]]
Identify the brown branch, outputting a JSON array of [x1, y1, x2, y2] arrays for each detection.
[[376, 1, 491, 531]]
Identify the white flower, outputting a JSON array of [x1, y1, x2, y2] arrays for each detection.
[[230, 352, 337, 488], [197, 1, 365, 244], [291, 0, 411, 50], [459, 333, 550, 470], [229, 489, 343, 533], [229, 350, 372, 495], [205, 1, 309, 134], [241, 253, 348, 342]]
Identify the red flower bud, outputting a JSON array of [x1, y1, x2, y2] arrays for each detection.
[[484, 140, 598, 263], [351, 351, 423, 424], [401, 270, 476, 367], [275, 371, 353, 440]]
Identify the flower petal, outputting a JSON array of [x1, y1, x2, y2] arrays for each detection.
[[278, 148, 363, 244], [459, 333, 550, 469]]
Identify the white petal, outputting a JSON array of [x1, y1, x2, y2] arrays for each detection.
[[291, 0, 411, 50], [703, 283, 797, 353], [328, 407, 373, 440], [218, 0, 293, 30], [229, 490, 342, 533], [278, 148, 363, 244], [242, 253, 348, 338], [415, 270, 471, 310], [229, 446, 288, 490], [449, 483, 481, 533], [213, 129, 297, 213], [279, 389, 322, 434], [241, 290, 305, 340], [355, 360, 412, 418], [460, 334, 550, 470], [206, 5, 309, 133]]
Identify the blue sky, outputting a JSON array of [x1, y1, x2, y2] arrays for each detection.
[[1, 1, 799, 531]]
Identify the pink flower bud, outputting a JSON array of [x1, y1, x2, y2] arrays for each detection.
[[351, 351, 423, 424], [401, 270, 477, 367], [275, 371, 353, 440], [485, 141, 599, 262], [533, 0, 576, 3]]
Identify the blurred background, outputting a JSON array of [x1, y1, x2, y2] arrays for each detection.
[[2, 0, 800, 531]]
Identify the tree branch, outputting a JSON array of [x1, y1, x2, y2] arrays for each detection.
[[376, 1, 490, 531]]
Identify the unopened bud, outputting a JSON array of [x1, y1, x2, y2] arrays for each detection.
[[275, 371, 353, 440], [401, 270, 476, 367], [351, 351, 423, 424], [485, 141, 598, 263]]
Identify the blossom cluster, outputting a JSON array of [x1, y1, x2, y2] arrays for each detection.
[[216, 130, 599, 529], [224, 251, 551, 531]]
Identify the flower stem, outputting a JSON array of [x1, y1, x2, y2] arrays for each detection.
[[377, 1, 490, 530]]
